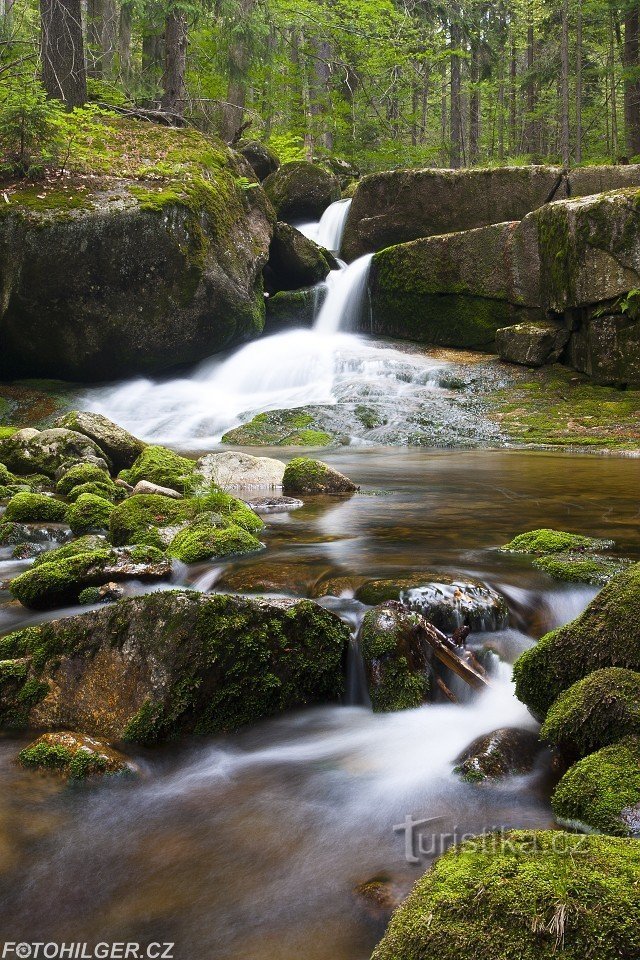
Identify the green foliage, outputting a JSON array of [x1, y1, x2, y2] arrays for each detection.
[[0, 78, 64, 178], [267, 133, 306, 164]]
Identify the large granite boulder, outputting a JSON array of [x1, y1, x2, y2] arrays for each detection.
[[0, 427, 110, 477], [266, 222, 332, 292], [196, 451, 285, 489], [0, 118, 274, 381], [237, 139, 280, 181], [263, 161, 341, 222], [496, 321, 569, 367], [342, 165, 564, 260], [0, 592, 350, 741], [53, 411, 145, 472]]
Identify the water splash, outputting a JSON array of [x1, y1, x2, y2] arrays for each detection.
[[297, 198, 352, 252], [314, 254, 372, 334]]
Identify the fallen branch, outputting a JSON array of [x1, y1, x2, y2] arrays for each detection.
[[419, 622, 491, 691]]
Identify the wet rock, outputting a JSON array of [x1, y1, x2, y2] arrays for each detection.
[[131, 480, 183, 499], [355, 576, 507, 633], [78, 582, 125, 605], [18, 731, 138, 781], [267, 222, 332, 292], [0, 592, 350, 741], [502, 528, 628, 586], [343, 165, 564, 260], [263, 161, 341, 221], [66, 493, 114, 535], [502, 528, 614, 555], [359, 601, 432, 712], [454, 727, 541, 782], [221, 408, 334, 447], [53, 411, 145, 471], [3, 492, 67, 524], [0, 428, 110, 478], [282, 457, 357, 494], [371, 831, 640, 960], [243, 496, 304, 514], [119, 445, 198, 495], [514, 563, 640, 719], [496, 321, 569, 367], [9, 539, 171, 609], [552, 736, 640, 836], [196, 451, 286, 490], [0, 521, 72, 548], [237, 139, 280, 181], [216, 560, 326, 596], [265, 287, 320, 330], [56, 461, 112, 494], [354, 874, 404, 924], [540, 668, 640, 761], [167, 516, 263, 563], [11, 542, 45, 560]]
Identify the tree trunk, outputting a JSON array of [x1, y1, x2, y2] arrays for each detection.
[[310, 38, 334, 152], [220, 0, 256, 143], [509, 32, 517, 154], [576, 0, 583, 163], [624, 3, 640, 157], [118, 2, 133, 79], [610, 8, 619, 158], [101, 0, 117, 75], [469, 42, 480, 164], [40, 0, 87, 107], [86, 0, 102, 78], [523, 18, 536, 155], [160, 9, 187, 116], [450, 13, 462, 167], [560, 0, 570, 165]]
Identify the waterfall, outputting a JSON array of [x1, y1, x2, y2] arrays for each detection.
[[298, 198, 352, 253], [313, 253, 373, 334]]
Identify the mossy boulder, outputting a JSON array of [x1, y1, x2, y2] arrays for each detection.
[[513, 564, 640, 719], [0, 592, 350, 741], [533, 554, 631, 586], [263, 161, 341, 222], [237, 139, 280, 181], [266, 221, 332, 292], [541, 668, 640, 761], [551, 737, 640, 836], [66, 493, 114, 534], [109, 493, 195, 547], [198, 489, 264, 533], [502, 528, 613, 555], [3, 492, 67, 524], [9, 540, 170, 608], [371, 830, 640, 960], [119, 445, 198, 495], [453, 727, 541, 782], [222, 408, 334, 446], [502, 527, 627, 586], [265, 287, 319, 330], [343, 165, 563, 260], [0, 428, 109, 477], [368, 222, 543, 350], [0, 117, 274, 381], [53, 411, 145, 471], [18, 731, 137, 781], [282, 457, 357, 494], [359, 601, 432, 712], [167, 516, 263, 563], [496, 321, 569, 367], [56, 461, 112, 495], [67, 480, 119, 503], [354, 575, 508, 633]]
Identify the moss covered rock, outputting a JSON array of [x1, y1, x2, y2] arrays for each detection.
[[120, 445, 198, 495], [67, 480, 120, 503], [513, 564, 640, 719], [109, 493, 194, 547], [18, 731, 137, 781], [496, 321, 569, 367], [359, 602, 431, 712], [551, 737, 640, 836], [343, 165, 563, 260], [238, 139, 280, 181], [9, 541, 170, 609], [56, 461, 112, 495], [265, 288, 319, 330], [222, 408, 334, 446], [0, 592, 349, 740], [3, 492, 67, 524], [371, 830, 640, 960], [0, 117, 274, 382], [263, 161, 340, 222], [502, 528, 613, 555], [167, 516, 263, 563], [53, 411, 145, 471], [66, 493, 114, 534], [541, 668, 640, 761], [454, 727, 541, 782], [266, 221, 332, 292], [282, 457, 357, 494], [0, 428, 109, 477]]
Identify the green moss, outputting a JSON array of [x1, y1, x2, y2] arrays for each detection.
[[3, 492, 67, 523], [0, 463, 18, 485], [502, 528, 613, 555], [9, 547, 114, 608], [0, 427, 18, 439], [513, 563, 640, 719], [372, 830, 640, 960], [282, 457, 356, 494], [359, 604, 430, 712], [108, 493, 195, 547], [66, 493, 113, 534], [0, 521, 28, 546], [533, 554, 630, 586], [541, 668, 640, 760], [31, 535, 107, 567], [120, 445, 198, 494], [167, 518, 262, 564], [67, 480, 120, 503], [78, 586, 103, 605], [221, 408, 334, 447], [551, 737, 640, 835], [195, 490, 264, 534], [56, 462, 111, 495], [17, 733, 129, 780]]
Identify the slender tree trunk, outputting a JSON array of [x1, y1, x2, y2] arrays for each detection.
[[440, 60, 448, 162], [420, 64, 429, 142], [450, 12, 462, 167], [118, 2, 133, 79], [160, 8, 187, 116], [40, 0, 87, 107], [101, 0, 117, 75], [610, 9, 619, 158], [560, 0, 570, 165], [498, 68, 505, 161], [623, 3, 640, 156], [310, 38, 334, 152], [523, 16, 536, 154], [576, 0, 583, 163], [86, 0, 102, 78], [220, 0, 256, 142], [469, 43, 480, 164]]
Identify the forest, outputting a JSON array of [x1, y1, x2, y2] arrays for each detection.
[[3, 0, 640, 172]]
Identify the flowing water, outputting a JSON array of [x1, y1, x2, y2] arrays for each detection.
[[1, 202, 639, 959], [297, 197, 353, 252]]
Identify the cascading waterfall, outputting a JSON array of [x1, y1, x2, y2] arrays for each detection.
[[297, 197, 352, 252], [87, 201, 445, 447]]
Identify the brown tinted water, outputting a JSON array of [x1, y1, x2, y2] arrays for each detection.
[[0, 447, 638, 959]]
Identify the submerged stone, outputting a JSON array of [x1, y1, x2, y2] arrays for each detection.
[[18, 731, 137, 781], [454, 727, 541, 782], [359, 601, 432, 712], [282, 457, 357, 494]]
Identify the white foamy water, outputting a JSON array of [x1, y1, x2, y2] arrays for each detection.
[[297, 197, 352, 252]]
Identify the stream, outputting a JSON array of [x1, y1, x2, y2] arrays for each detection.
[[1, 203, 639, 959]]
